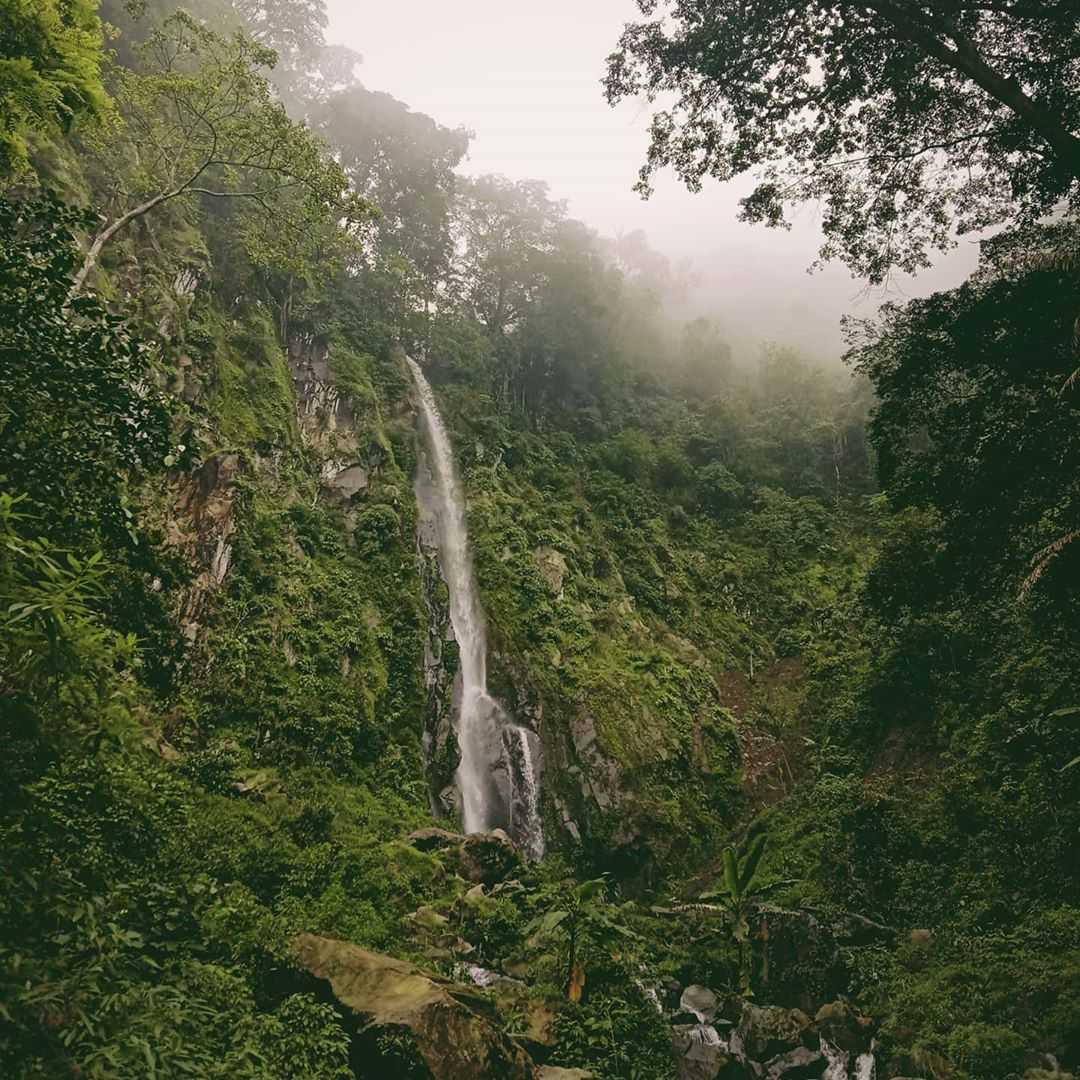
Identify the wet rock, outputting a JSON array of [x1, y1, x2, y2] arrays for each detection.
[[820, 1040, 849, 1080], [680, 985, 721, 1024], [293, 933, 533, 1080], [736, 1004, 814, 1062], [459, 829, 522, 885], [853, 1053, 876, 1080], [764, 1047, 826, 1079], [672, 1024, 738, 1080], [813, 1002, 875, 1055], [407, 826, 463, 852]]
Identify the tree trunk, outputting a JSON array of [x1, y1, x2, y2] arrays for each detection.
[[72, 191, 173, 294], [865, 1, 1080, 178]]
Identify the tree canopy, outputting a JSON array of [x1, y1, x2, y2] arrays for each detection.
[[605, 0, 1080, 282], [75, 10, 358, 291]]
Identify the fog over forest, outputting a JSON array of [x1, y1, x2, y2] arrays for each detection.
[[5, 1, 1079, 1077], [327, 0, 979, 362]]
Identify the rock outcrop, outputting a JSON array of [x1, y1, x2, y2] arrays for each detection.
[[406, 826, 523, 883], [671, 1000, 878, 1080], [293, 933, 533, 1080]]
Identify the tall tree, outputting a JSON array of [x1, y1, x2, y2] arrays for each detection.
[[314, 86, 469, 336], [74, 11, 354, 292], [605, 1, 1080, 282], [848, 221, 1080, 602], [453, 175, 565, 337]]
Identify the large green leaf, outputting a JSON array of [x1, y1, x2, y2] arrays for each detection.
[[722, 846, 739, 899], [576, 876, 609, 901], [738, 833, 768, 895]]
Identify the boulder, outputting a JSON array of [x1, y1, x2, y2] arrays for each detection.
[[764, 1047, 826, 1079], [737, 1004, 814, 1062], [459, 829, 522, 885], [671, 1024, 744, 1080], [536, 1069, 594, 1080], [853, 1053, 876, 1080], [680, 985, 721, 1025], [407, 826, 463, 852], [533, 547, 569, 597], [293, 933, 533, 1080], [813, 1002, 875, 1055]]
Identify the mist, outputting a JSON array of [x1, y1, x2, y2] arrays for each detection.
[[324, 0, 978, 364]]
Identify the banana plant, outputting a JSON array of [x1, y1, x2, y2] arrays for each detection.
[[525, 876, 639, 1002], [699, 834, 797, 996]]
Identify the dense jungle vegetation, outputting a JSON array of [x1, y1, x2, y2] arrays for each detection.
[[1, 1, 1078, 1078]]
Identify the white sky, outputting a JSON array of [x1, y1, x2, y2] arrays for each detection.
[[324, 0, 978, 360]]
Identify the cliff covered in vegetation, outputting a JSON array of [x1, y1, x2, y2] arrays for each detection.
[[2, 2, 1079, 1079]]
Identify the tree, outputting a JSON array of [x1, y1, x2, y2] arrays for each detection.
[[0, 0, 109, 174], [453, 175, 565, 338], [0, 194, 173, 546], [525, 877, 639, 1002], [605, 1, 1080, 282], [314, 86, 470, 339], [699, 834, 795, 995], [231, 0, 361, 110], [74, 11, 356, 292], [848, 221, 1080, 606]]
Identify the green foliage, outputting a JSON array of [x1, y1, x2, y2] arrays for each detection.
[[550, 993, 676, 1080], [605, 1, 1080, 282], [0, 0, 109, 175], [0, 193, 173, 545], [525, 876, 641, 1001], [700, 833, 796, 995], [76, 9, 366, 292]]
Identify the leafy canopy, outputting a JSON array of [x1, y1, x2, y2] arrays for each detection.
[[848, 220, 1080, 606], [605, 1, 1080, 282], [76, 10, 362, 290], [0, 194, 173, 546]]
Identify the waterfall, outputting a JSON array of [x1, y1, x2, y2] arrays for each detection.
[[408, 357, 544, 858]]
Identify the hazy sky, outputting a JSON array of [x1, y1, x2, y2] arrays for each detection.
[[324, 0, 978, 360]]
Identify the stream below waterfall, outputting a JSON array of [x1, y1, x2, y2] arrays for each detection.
[[409, 356, 544, 860]]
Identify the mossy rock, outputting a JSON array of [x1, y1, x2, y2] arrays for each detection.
[[293, 933, 533, 1079]]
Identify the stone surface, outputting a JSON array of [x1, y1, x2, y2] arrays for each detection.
[[764, 1046, 826, 1079], [533, 546, 569, 597], [459, 829, 522, 885], [536, 1069, 594, 1080], [813, 1002, 874, 1055], [680, 985, 720, 1025], [736, 1003, 814, 1063], [408, 826, 464, 852], [672, 1024, 736, 1080], [293, 933, 533, 1080], [330, 463, 369, 497]]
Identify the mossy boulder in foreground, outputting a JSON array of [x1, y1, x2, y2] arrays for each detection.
[[293, 933, 533, 1079]]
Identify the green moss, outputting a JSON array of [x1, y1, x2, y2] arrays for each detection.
[[197, 304, 298, 450]]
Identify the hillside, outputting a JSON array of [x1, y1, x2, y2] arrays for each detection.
[[2, 3, 1080, 1079]]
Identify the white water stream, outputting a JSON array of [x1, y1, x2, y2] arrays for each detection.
[[408, 357, 544, 857]]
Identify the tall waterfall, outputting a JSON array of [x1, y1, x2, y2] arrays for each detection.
[[408, 357, 544, 858]]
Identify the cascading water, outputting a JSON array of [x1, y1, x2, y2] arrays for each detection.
[[408, 357, 544, 858]]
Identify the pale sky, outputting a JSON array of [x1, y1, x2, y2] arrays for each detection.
[[324, 0, 978, 361]]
